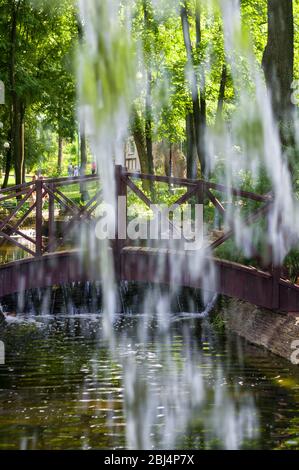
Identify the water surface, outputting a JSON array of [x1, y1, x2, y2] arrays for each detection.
[[0, 312, 298, 450]]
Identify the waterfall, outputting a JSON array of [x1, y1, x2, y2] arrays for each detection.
[[75, 0, 265, 449]]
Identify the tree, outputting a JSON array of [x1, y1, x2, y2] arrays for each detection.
[[0, 0, 78, 186], [180, 0, 207, 177], [130, 0, 157, 178], [262, 0, 294, 123]]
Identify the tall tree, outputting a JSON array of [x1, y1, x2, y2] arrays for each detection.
[[9, 0, 23, 186], [262, 0, 294, 123], [0, 0, 78, 185], [216, 64, 227, 124], [181, 0, 206, 177]]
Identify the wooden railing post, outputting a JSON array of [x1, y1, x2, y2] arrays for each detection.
[[271, 265, 281, 310], [35, 178, 43, 257], [267, 212, 281, 310], [198, 180, 205, 225], [115, 165, 127, 280], [197, 180, 205, 205], [48, 183, 55, 253], [193, 181, 204, 242]]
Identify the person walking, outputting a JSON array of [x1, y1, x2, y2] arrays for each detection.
[[91, 161, 97, 175], [68, 163, 73, 177]]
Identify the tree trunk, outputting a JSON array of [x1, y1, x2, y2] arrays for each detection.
[[145, 69, 154, 175], [181, 2, 205, 176], [186, 113, 197, 179], [143, 2, 154, 177], [169, 143, 173, 178], [2, 148, 12, 188], [9, 2, 17, 185], [9, 1, 25, 186], [131, 106, 151, 192], [196, 4, 207, 176], [13, 99, 25, 186], [80, 120, 88, 201], [216, 64, 227, 124], [262, 0, 294, 123], [80, 123, 87, 176], [131, 106, 147, 174], [2, 126, 12, 188], [21, 114, 25, 183], [58, 134, 63, 174]]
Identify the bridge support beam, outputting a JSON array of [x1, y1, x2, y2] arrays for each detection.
[[115, 165, 127, 281], [35, 179, 43, 257], [48, 183, 55, 253], [271, 266, 281, 310]]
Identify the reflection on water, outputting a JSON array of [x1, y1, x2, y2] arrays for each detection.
[[0, 243, 32, 265], [0, 311, 298, 450]]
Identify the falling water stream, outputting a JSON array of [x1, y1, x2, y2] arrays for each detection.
[[1, 0, 299, 451]]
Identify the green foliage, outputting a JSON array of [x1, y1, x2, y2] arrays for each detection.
[[0, 0, 298, 185], [0, 0, 78, 180], [284, 248, 299, 283]]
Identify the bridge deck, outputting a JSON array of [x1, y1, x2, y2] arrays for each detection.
[[0, 247, 298, 313]]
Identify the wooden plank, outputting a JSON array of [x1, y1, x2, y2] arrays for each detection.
[[272, 266, 281, 310], [115, 166, 127, 280], [44, 175, 99, 186], [206, 189, 226, 215], [0, 202, 36, 249], [209, 202, 272, 250], [48, 184, 55, 253], [35, 179, 43, 257], [124, 171, 197, 187], [170, 181, 204, 209], [0, 188, 34, 233], [205, 181, 272, 203], [125, 171, 271, 202], [80, 189, 103, 213], [43, 189, 102, 253], [44, 185, 79, 216], [0, 231, 36, 257], [126, 177, 153, 207], [4, 225, 36, 244], [0, 247, 298, 312], [0, 188, 34, 203], [0, 181, 33, 196], [53, 187, 81, 212]]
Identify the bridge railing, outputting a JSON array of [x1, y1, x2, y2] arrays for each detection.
[[0, 175, 101, 259], [0, 166, 276, 269], [0, 180, 38, 257], [116, 166, 282, 308], [0, 166, 289, 310], [117, 166, 273, 255]]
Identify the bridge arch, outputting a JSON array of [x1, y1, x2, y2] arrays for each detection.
[[0, 167, 298, 312]]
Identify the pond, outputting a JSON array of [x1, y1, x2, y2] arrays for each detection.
[[0, 303, 299, 450]]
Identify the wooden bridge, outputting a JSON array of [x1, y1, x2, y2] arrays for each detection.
[[0, 165, 299, 313]]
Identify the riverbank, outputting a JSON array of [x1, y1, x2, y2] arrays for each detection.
[[217, 298, 299, 363]]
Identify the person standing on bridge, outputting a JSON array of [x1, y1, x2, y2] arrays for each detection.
[[68, 164, 73, 177], [91, 161, 97, 175]]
